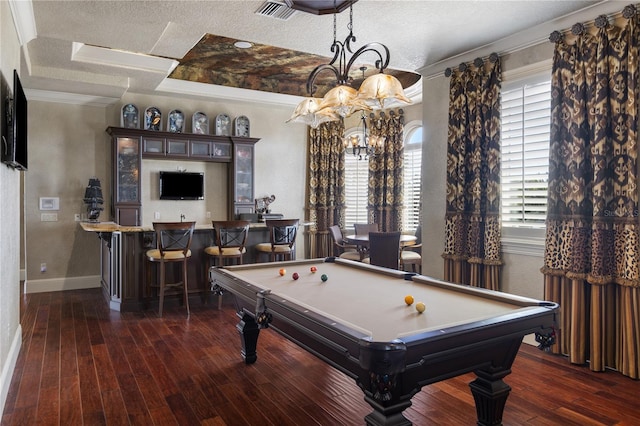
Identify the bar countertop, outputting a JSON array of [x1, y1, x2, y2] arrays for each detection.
[[80, 221, 268, 233]]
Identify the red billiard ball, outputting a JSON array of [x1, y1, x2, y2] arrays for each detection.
[[310, 266, 317, 273], [292, 272, 299, 280]]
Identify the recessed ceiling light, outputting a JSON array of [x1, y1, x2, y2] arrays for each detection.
[[234, 41, 253, 49]]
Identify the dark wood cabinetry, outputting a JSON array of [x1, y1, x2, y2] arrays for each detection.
[[107, 127, 259, 225]]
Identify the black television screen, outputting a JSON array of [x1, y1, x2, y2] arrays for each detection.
[[159, 171, 204, 200], [1, 70, 27, 170]]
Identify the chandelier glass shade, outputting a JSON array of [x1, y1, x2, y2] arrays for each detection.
[[286, 97, 340, 128], [288, 1, 411, 128]]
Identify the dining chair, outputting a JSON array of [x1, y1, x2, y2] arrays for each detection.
[[255, 219, 299, 262], [362, 231, 401, 270], [146, 221, 195, 317], [354, 223, 379, 235], [328, 225, 361, 261], [401, 225, 422, 273]]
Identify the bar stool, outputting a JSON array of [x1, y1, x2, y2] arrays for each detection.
[[255, 219, 299, 262], [205, 220, 250, 308], [205, 220, 250, 266], [146, 221, 195, 317]]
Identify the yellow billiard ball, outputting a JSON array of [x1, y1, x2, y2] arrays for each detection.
[[404, 295, 414, 305], [415, 302, 426, 313], [279, 268, 286, 276]]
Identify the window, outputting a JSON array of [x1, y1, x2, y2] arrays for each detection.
[[343, 123, 423, 232], [500, 75, 551, 229], [403, 124, 422, 232], [343, 150, 369, 229]]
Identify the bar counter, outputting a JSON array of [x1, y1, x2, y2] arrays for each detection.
[[81, 221, 269, 312]]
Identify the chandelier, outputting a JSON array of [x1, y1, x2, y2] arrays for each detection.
[[288, 1, 411, 128], [344, 110, 384, 160]]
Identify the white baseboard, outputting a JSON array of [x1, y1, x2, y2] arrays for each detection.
[[24, 275, 101, 293], [0, 325, 22, 419]]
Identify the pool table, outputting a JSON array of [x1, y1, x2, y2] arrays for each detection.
[[209, 258, 558, 426]]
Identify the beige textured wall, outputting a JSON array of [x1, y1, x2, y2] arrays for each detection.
[[25, 102, 108, 284], [0, 0, 24, 415], [420, 44, 553, 299]]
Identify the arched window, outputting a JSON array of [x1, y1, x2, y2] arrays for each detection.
[[403, 122, 422, 231]]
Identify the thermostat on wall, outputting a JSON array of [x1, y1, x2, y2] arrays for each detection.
[[39, 197, 60, 211]]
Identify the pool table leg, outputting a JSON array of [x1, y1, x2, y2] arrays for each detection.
[[237, 312, 259, 364], [468, 368, 512, 426]]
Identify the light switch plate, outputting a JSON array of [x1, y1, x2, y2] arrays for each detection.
[[39, 197, 60, 211]]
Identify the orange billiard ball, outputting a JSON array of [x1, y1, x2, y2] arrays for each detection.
[[292, 272, 299, 280], [310, 266, 317, 273], [404, 295, 414, 305], [279, 268, 286, 276]]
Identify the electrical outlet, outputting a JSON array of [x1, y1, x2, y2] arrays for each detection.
[[40, 263, 46, 273], [74, 214, 81, 222], [206, 211, 211, 219], [154, 212, 161, 220]]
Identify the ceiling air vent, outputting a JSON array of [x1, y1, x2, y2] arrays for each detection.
[[255, 1, 297, 20]]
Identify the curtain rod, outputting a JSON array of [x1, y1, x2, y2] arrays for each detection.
[[549, 3, 637, 42], [444, 53, 500, 78]]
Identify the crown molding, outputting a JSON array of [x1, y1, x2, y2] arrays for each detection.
[[25, 89, 119, 107], [156, 78, 304, 107], [8, 0, 36, 46], [71, 42, 178, 75], [420, 1, 624, 79]]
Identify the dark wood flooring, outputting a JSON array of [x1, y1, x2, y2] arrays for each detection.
[[2, 287, 639, 425]]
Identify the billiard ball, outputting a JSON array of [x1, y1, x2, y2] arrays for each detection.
[[321, 274, 328, 282], [415, 302, 426, 313], [310, 266, 317, 273], [404, 295, 414, 305], [279, 268, 286, 276], [292, 272, 299, 280]]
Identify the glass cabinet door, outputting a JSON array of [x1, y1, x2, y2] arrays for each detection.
[[115, 137, 140, 203], [234, 144, 254, 203]]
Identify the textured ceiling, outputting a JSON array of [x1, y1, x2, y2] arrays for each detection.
[[16, 0, 612, 105]]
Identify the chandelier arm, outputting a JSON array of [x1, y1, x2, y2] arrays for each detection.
[[306, 64, 342, 95], [344, 42, 391, 75]]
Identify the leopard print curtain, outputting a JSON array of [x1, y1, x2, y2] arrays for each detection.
[[368, 109, 405, 232], [442, 56, 503, 291], [307, 120, 347, 258], [543, 5, 640, 379]]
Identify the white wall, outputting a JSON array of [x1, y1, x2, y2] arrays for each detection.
[[0, 0, 24, 416]]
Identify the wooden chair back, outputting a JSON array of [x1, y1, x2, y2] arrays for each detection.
[[368, 231, 401, 270], [152, 221, 195, 259], [212, 220, 250, 252], [354, 223, 379, 235], [267, 219, 299, 249]]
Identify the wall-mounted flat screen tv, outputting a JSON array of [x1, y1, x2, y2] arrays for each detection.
[[159, 171, 204, 200], [1, 70, 28, 170]]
